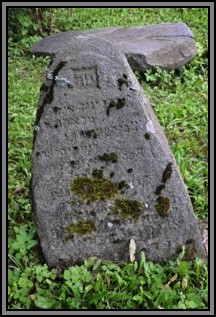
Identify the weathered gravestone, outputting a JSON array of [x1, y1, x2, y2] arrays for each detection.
[[31, 35, 205, 268], [30, 22, 197, 71]]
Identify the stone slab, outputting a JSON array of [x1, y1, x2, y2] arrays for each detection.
[[31, 35, 205, 268], [30, 22, 197, 71]]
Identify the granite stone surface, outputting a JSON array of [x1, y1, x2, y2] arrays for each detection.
[[31, 35, 204, 268]]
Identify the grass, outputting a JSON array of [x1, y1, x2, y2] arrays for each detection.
[[8, 8, 208, 309]]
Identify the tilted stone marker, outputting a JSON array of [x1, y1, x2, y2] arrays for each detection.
[[31, 35, 205, 268], [30, 22, 197, 71]]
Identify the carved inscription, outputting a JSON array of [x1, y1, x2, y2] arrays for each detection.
[[65, 97, 140, 127], [71, 67, 99, 89]]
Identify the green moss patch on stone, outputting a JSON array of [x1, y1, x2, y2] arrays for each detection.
[[112, 198, 143, 220], [155, 196, 170, 217], [70, 200, 77, 206], [98, 152, 118, 163], [162, 162, 172, 183], [71, 176, 119, 201], [64, 233, 74, 242], [67, 220, 96, 236], [184, 239, 198, 260]]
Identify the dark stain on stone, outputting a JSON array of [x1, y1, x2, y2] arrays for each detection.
[[110, 172, 115, 178], [48, 59, 53, 68], [106, 98, 125, 115], [116, 98, 125, 109], [106, 100, 116, 115], [162, 162, 173, 183], [92, 169, 103, 179], [95, 67, 100, 89], [118, 74, 129, 90], [73, 146, 78, 150], [89, 210, 96, 217], [112, 219, 121, 225], [155, 196, 170, 217], [98, 152, 118, 163], [80, 129, 97, 139], [113, 239, 122, 244], [127, 168, 133, 173], [118, 180, 129, 190], [40, 83, 49, 92], [70, 160, 76, 168], [154, 184, 165, 195], [33, 61, 67, 147], [53, 61, 67, 78], [53, 106, 61, 113], [144, 133, 150, 140], [42, 62, 66, 108], [186, 239, 194, 244]]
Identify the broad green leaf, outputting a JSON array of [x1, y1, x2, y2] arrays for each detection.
[[35, 296, 59, 309], [85, 284, 94, 293]]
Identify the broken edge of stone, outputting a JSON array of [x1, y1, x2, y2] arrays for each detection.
[[30, 22, 197, 71]]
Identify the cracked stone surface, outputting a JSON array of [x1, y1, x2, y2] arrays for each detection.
[[31, 36, 205, 268], [30, 22, 197, 71]]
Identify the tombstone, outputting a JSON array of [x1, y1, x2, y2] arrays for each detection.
[[30, 22, 197, 71], [31, 35, 205, 268]]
